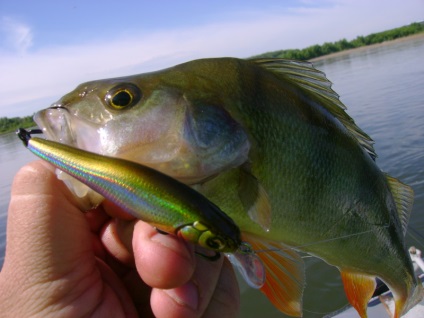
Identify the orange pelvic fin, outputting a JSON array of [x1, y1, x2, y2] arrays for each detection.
[[243, 233, 305, 317], [340, 271, 376, 318]]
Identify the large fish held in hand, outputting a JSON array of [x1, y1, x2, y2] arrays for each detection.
[[34, 58, 422, 317]]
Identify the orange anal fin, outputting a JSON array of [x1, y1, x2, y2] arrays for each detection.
[[394, 296, 407, 318], [340, 271, 376, 318], [243, 233, 305, 317], [393, 281, 424, 318]]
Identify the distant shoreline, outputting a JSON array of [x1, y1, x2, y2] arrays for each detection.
[[310, 32, 424, 62]]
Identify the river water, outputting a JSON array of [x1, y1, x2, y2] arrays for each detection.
[[1, 36, 423, 317]]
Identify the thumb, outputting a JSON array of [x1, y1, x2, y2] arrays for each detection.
[[1, 160, 95, 308]]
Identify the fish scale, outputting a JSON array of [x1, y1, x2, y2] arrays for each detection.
[[33, 57, 421, 317]]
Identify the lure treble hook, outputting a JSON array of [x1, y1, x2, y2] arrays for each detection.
[[16, 128, 42, 146], [195, 250, 221, 261]]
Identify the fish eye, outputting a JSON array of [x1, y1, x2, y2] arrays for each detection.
[[105, 84, 141, 110]]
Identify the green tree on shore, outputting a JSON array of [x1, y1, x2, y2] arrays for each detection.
[[253, 22, 424, 60], [0, 116, 36, 134]]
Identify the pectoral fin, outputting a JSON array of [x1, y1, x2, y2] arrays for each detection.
[[340, 271, 376, 318], [238, 165, 272, 232], [243, 233, 305, 317]]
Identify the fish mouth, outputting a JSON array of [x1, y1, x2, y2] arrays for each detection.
[[33, 105, 105, 207], [34, 106, 75, 144], [34, 106, 102, 153]]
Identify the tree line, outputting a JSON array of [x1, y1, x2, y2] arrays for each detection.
[[252, 22, 424, 60], [0, 116, 36, 134]]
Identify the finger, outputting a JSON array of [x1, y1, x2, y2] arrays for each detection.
[[99, 201, 139, 267], [121, 269, 155, 317], [84, 207, 111, 233], [0, 161, 95, 310], [132, 221, 196, 289], [202, 259, 240, 318], [84, 204, 134, 263], [150, 250, 234, 318], [3, 161, 92, 278], [102, 198, 136, 221], [93, 258, 139, 318], [100, 218, 135, 266], [1, 161, 136, 316]]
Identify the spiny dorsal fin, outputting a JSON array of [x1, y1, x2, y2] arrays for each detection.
[[243, 233, 305, 317], [386, 174, 414, 236], [252, 58, 377, 160]]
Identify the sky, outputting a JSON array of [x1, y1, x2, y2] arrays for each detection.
[[0, 0, 423, 118]]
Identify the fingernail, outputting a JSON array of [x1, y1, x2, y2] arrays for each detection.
[[164, 281, 199, 310]]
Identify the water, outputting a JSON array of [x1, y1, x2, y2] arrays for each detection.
[[0, 36, 423, 317]]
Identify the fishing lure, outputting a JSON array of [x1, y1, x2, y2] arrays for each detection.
[[16, 128, 265, 288]]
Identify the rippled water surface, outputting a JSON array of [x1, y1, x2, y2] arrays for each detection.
[[1, 36, 423, 317]]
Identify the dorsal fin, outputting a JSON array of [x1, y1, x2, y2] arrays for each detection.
[[385, 174, 414, 235], [252, 58, 377, 160]]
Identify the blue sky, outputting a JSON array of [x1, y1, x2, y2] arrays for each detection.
[[1, 0, 423, 118]]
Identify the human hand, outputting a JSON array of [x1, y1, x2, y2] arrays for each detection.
[[0, 161, 240, 317]]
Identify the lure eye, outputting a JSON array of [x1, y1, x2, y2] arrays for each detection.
[[205, 236, 226, 251], [105, 84, 141, 110], [178, 221, 235, 252], [198, 231, 227, 251]]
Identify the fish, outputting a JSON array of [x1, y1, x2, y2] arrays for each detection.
[[33, 57, 422, 317], [16, 129, 266, 289]]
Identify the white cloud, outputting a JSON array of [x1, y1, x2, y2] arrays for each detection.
[[0, 16, 33, 55], [0, 0, 422, 117]]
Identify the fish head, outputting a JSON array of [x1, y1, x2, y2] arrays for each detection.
[[34, 60, 251, 191]]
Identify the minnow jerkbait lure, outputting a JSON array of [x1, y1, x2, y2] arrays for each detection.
[[16, 128, 266, 288], [17, 128, 242, 254]]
